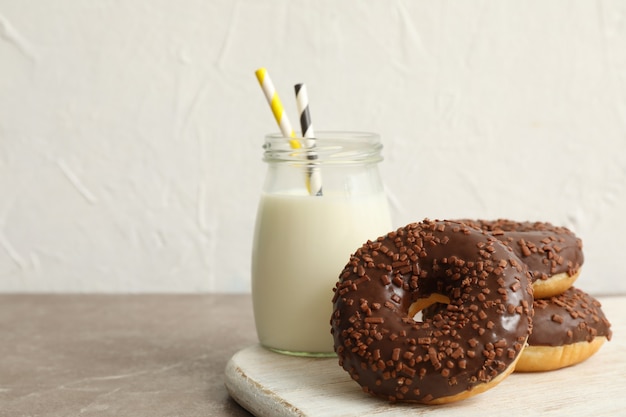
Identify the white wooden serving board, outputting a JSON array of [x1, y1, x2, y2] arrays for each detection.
[[225, 296, 626, 417]]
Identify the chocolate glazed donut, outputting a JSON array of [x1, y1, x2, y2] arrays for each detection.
[[330, 220, 534, 404], [455, 219, 583, 298], [516, 287, 612, 372]]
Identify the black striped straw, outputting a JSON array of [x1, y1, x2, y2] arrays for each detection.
[[295, 83, 323, 196]]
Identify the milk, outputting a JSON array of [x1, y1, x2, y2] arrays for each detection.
[[251, 191, 392, 355]]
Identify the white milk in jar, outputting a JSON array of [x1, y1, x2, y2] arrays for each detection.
[[251, 132, 393, 356], [252, 191, 392, 355]]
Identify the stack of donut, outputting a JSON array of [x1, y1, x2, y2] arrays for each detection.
[[330, 219, 612, 405]]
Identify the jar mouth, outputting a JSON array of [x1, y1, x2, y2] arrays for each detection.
[[263, 131, 383, 164]]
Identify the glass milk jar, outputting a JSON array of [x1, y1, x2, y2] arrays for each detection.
[[251, 131, 393, 357]]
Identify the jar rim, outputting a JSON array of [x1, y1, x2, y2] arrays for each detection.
[[263, 131, 383, 164]]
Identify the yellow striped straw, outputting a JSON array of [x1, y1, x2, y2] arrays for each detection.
[[255, 68, 301, 150]]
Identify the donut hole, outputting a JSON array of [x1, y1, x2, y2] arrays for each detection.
[[409, 293, 451, 321]]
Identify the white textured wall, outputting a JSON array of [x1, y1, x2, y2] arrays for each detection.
[[1, 1, 625, 294]]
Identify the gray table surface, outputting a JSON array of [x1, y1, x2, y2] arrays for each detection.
[[0, 294, 257, 417]]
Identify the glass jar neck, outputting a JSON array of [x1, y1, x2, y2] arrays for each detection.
[[260, 132, 386, 197], [263, 131, 383, 165]]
